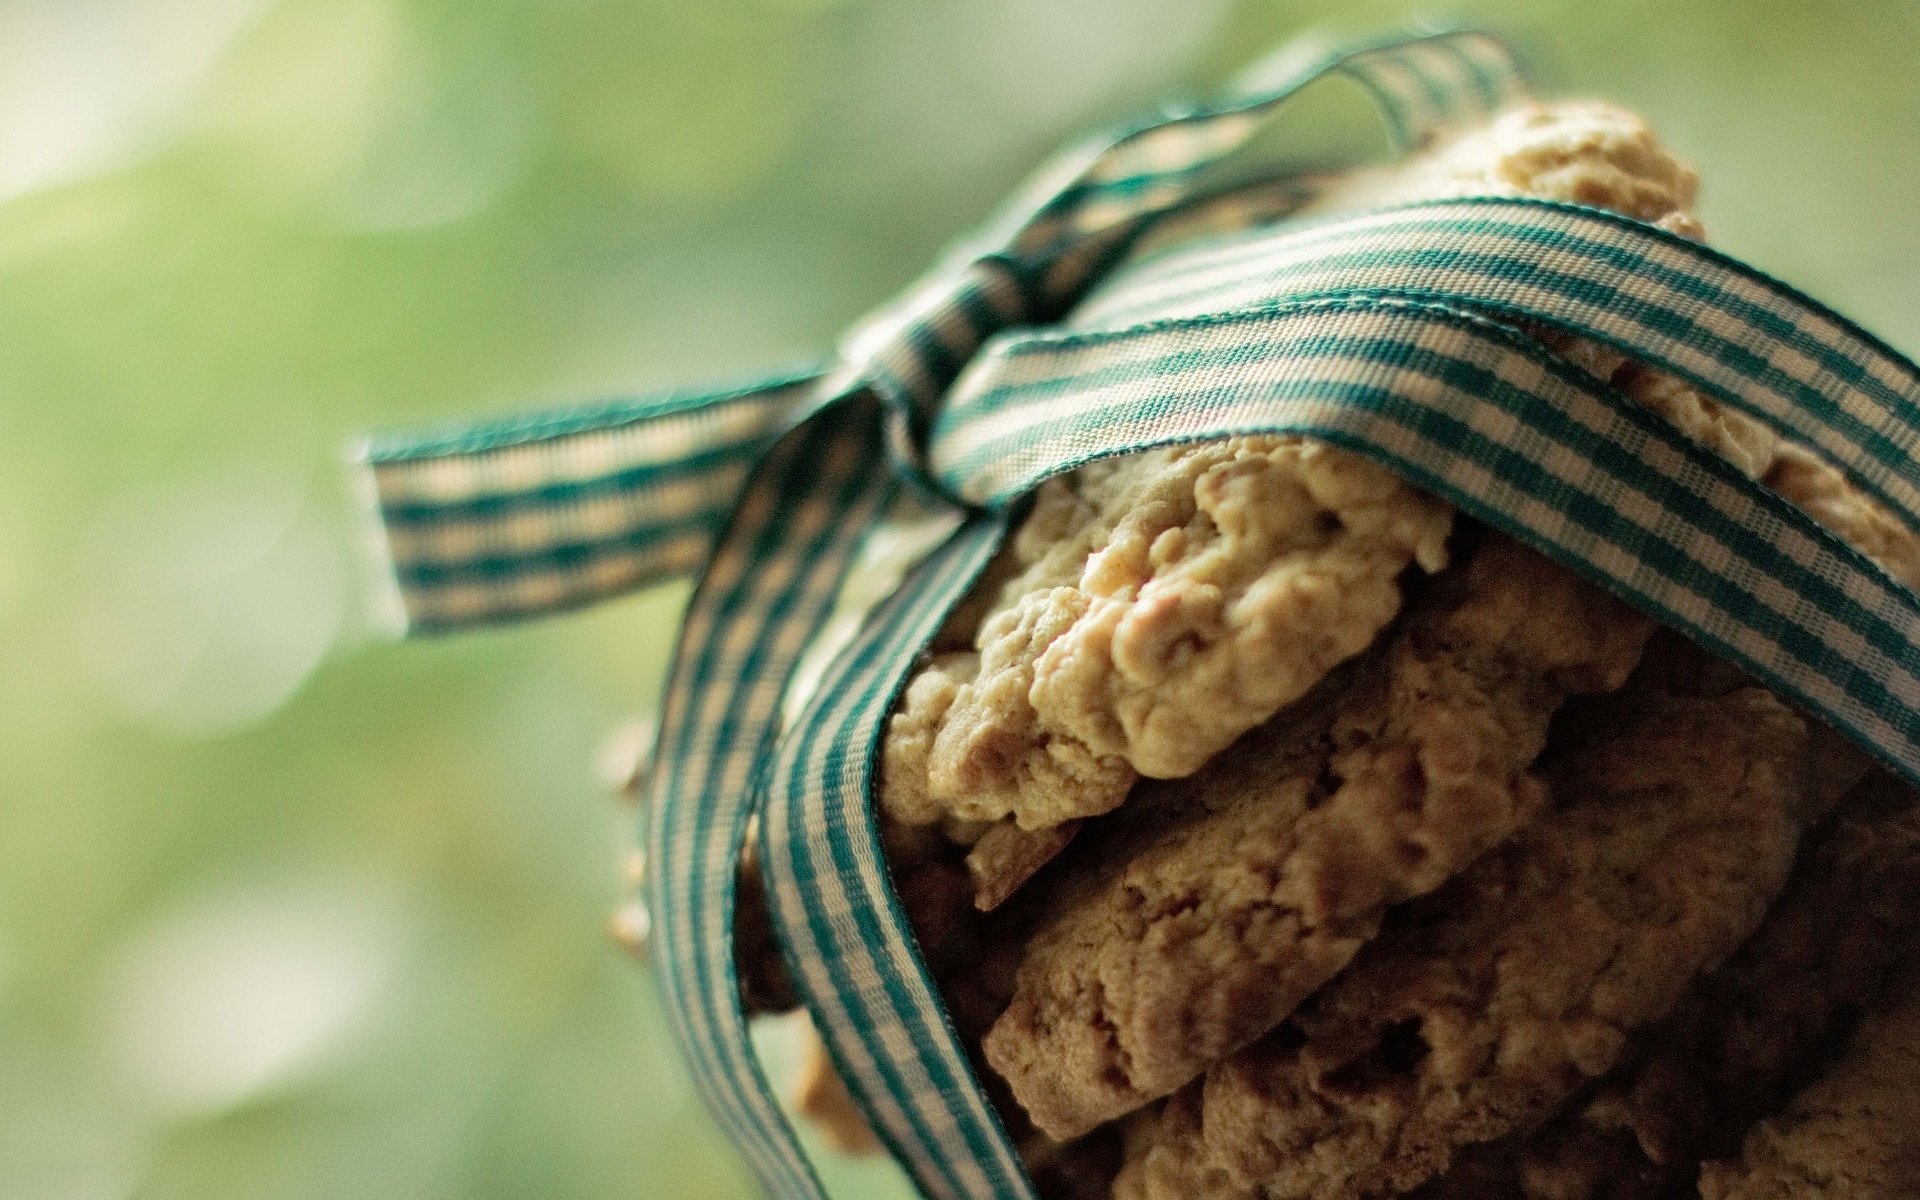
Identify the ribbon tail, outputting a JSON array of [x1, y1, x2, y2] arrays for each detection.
[[646, 398, 897, 1200], [763, 510, 1035, 1200], [353, 364, 827, 634]]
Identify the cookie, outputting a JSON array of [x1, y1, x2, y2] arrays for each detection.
[[1113, 684, 1812, 1200], [983, 532, 1653, 1140], [878, 434, 1454, 832], [1416, 772, 1920, 1199], [1697, 955, 1920, 1200], [966, 818, 1084, 913]]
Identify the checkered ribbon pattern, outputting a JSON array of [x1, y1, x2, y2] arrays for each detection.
[[355, 29, 1920, 1200]]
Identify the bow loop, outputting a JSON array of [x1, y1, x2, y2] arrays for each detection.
[[825, 27, 1538, 510], [356, 28, 1530, 636]]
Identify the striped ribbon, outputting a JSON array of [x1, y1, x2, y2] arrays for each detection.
[[1066, 197, 1920, 530], [357, 364, 825, 632], [352, 26, 1920, 1200], [646, 400, 896, 1196]]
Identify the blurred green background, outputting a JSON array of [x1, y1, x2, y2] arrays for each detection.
[[3, 1, 1915, 1197]]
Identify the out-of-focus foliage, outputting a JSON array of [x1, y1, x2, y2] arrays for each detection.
[[2, 2, 1913, 1197]]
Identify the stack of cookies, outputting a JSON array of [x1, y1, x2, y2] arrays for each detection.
[[742, 102, 1920, 1200]]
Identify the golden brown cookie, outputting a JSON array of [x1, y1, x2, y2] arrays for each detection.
[[790, 1022, 883, 1158], [1698, 955, 1920, 1200], [1113, 684, 1812, 1200], [1417, 772, 1920, 1200], [966, 818, 1083, 912]]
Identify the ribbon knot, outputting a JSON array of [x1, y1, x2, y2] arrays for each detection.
[[824, 253, 1032, 510], [355, 28, 1920, 1200]]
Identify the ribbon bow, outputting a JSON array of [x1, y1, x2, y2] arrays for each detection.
[[357, 29, 1920, 1200]]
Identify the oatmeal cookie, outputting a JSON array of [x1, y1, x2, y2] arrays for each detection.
[[1697, 956, 1920, 1200], [1418, 772, 1920, 1199], [1113, 685, 1812, 1200]]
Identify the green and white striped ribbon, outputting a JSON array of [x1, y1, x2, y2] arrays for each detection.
[[357, 365, 825, 632], [930, 294, 1920, 779], [356, 25, 1920, 1200], [761, 510, 1019, 1199], [1066, 197, 1920, 530], [645, 400, 895, 1198]]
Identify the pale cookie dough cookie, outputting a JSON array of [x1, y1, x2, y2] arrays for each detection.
[[1417, 772, 1920, 1200], [1698, 956, 1920, 1200], [984, 533, 1652, 1140], [1765, 441, 1920, 589], [1113, 685, 1813, 1200], [880, 437, 1453, 831], [1297, 101, 1707, 234]]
